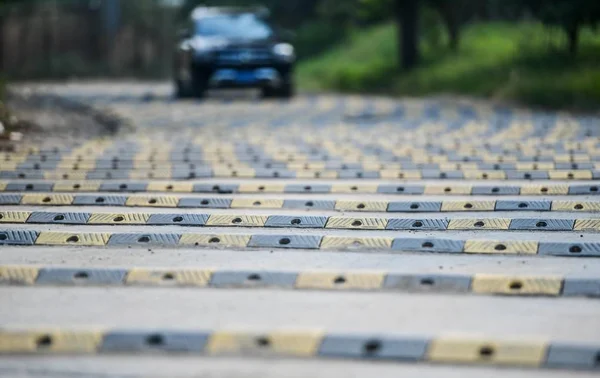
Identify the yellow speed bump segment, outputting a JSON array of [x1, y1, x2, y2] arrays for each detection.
[[331, 183, 378, 193], [464, 240, 538, 254], [427, 338, 547, 366], [230, 199, 284, 209], [552, 201, 600, 212], [21, 194, 74, 206], [325, 217, 387, 230], [471, 275, 562, 296], [334, 200, 389, 212], [238, 183, 286, 193], [441, 201, 496, 212], [521, 184, 569, 195], [424, 185, 472, 195], [206, 330, 323, 357], [179, 233, 251, 247], [0, 211, 31, 223], [0, 266, 40, 285], [295, 272, 385, 290], [320, 236, 393, 249], [574, 219, 600, 231], [448, 219, 511, 230], [87, 213, 150, 224], [147, 182, 193, 193], [36, 232, 110, 246], [0, 330, 103, 353], [125, 196, 179, 208], [206, 215, 268, 227], [126, 269, 212, 287]]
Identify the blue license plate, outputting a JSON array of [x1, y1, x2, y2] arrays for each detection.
[[236, 71, 257, 83]]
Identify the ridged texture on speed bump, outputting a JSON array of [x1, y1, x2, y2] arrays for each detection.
[[552, 201, 600, 212], [100, 331, 209, 353], [283, 199, 335, 210], [209, 271, 298, 288], [538, 242, 600, 257], [126, 196, 179, 207], [265, 215, 327, 228], [238, 183, 286, 193], [206, 215, 268, 227], [126, 269, 211, 286], [73, 195, 127, 206], [386, 218, 449, 231], [230, 199, 284, 209], [441, 201, 495, 212], [0, 230, 39, 245], [464, 241, 538, 254], [331, 184, 378, 193], [509, 219, 574, 231], [520, 184, 569, 195], [206, 331, 322, 357], [26, 212, 90, 224], [0, 194, 22, 205], [384, 274, 471, 293], [427, 338, 547, 366], [424, 185, 471, 195], [21, 194, 74, 205], [387, 201, 442, 212], [88, 213, 150, 224], [392, 238, 464, 253], [447, 219, 511, 230], [318, 336, 427, 360], [471, 275, 562, 296], [179, 234, 251, 247], [0, 330, 102, 353], [320, 236, 393, 250], [178, 197, 232, 209], [326, 217, 387, 230], [36, 232, 110, 246], [0, 211, 31, 223], [248, 235, 322, 249], [0, 266, 39, 285], [36, 268, 127, 285], [107, 233, 180, 246], [495, 200, 551, 211], [335, 200, 388, 212], [295, 272, 385, 290], [147, 213, 209, 226], [574, 220, 600, 231], [147, 182, 193, 192]]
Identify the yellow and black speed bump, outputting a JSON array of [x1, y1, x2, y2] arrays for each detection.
[[2, 181, 600, 196], [2, 265, 599, 298], [0, 327, 598, 370]]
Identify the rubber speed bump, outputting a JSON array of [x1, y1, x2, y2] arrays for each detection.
[[0, 211, 31, 223], [125, 269, 211, 286], [386, 218, 448, 231], [320, 236, 393, 249], [36, 268, 127, 285], [125, 196, 178, 207], [73, 195, 127, 206], [206, 331, 322, 357], [538, 242, 600, 257], [230, 199, 284, 209], [387, 201, 442, 212], [248, 235, 322, 249], [464, 241, 538, 254], [206, 215, 268, 227], [319, 336, 427, 360], [325, 217, 387, 230], [107, 233, 180, 246], [384, 274, 471, 293], [335, 200, 388, 212], [0, 330, 103, 353], [427, 338, 547, 366], [471, 275, 562, 296], [295, 272, 385, 290], [0, 230, 39, 245], [552, 201, 600, 212], [179, 234, 251, 247], [88, 213, 150, 224], [100, 331, 208, 353], [36, 232, 110, 246], [147, 182, 193, 192], [210, 271, 298, 288], [521, 184, 569, 195], [448, 219, 511, 230], [0, 266, 39, 285], [441, 201, 495, 212], [21, 194, 74, 205]]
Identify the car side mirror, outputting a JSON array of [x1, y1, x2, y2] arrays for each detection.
[[178, 28, 192, 40]]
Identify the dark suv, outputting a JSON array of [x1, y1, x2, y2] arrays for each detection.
[[174, 7, 296, 99]]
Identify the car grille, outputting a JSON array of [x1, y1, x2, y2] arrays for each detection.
[[216, 48, 272, 66]]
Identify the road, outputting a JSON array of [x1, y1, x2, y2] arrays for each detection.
[[1, 82, 600, 377]]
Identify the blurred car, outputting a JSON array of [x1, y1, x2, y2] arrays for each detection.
[[174, 6, 296, 99]]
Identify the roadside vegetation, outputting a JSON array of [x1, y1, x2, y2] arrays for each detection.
[[297, 22, 600, 110]]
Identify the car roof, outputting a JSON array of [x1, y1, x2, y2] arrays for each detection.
[[191, 6, 269, 20]]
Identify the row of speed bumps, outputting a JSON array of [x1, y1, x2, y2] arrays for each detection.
[[0, 328, 598, 371]]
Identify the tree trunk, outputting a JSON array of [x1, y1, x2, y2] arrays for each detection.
[[566, 24, 579, 56], [437, 3, 460, 51], [0, 14, 4, 73], [394, 0, 420, 70]]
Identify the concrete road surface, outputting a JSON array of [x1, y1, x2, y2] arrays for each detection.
[[1, 82, 600, 377]]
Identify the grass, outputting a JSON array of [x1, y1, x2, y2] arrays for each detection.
[[297, 22, 600, 110]]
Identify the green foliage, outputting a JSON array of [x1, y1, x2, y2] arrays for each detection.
[[298, 22, 600, 110]]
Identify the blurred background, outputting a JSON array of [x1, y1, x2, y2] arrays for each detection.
[[0, 0, 599, 109]]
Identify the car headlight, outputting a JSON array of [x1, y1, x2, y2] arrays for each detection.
[[273, 43, 295, 62]]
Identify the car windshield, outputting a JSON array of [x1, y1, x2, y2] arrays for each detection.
[[195, 14, 273, 39]]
